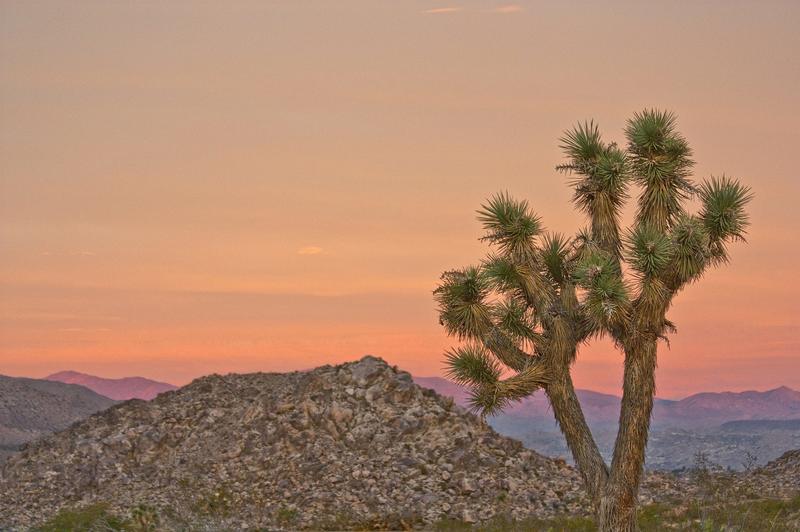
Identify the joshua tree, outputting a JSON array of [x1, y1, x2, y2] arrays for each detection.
[[434, 110, 752, 531]]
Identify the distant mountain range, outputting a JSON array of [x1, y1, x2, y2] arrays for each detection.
[[46, 371, 177, 401], [41, 371, 800, 421], [413, 377, 800, 427], [655, 386, 800, 426], [0, 375, 116, 463], [413, 377, 800, 470]]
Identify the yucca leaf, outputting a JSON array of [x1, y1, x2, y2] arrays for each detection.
[[482, 255, 553, 311], [626, 109, 695, 231], [558, 122, 630, 256], [434, 266, 492, 339], [667, 215, 711, 285], [491, 298, 538, 343], [497, 362, 550, 401], [572, 249, 618, 289], [540, 232, 571, 284], [443, 344, 501, 387], [558, 120, 603, 165], [625, 223, 675, 277], [466, 361, 549, 416], [626, 109, 679, 154], [482, 254, 523, 291], [477, 192, 542, 258], [583, 273, 630, 329], [595, 145, 629, 196], [467, 385, 508, 417], [698, 175, 753, 243]]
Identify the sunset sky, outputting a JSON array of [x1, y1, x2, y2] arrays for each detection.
[[1, 1, 798, 398]]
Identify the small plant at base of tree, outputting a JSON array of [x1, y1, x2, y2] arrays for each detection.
[[129, 504, 160, 532], [434, 110, 752, 532]]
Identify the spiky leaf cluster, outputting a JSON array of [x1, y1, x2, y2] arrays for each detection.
[[698, 176, 753, 264], [625, 224, 674, 277], [626, 110, 695, 231], [540, 232, 571, 285], [558, 122, 630, 255], [444, 344, 501, 387], [666, 215, 711, 286], [491, 297, 538, 345], [477, 193, 542, 259], [434, 266, 491, 340]]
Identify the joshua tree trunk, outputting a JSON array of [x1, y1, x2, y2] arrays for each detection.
[[597, 340, 657, 531], [597, 497, 639, 532], [548, 339, 657, 531], [545, 373, 609, 507]]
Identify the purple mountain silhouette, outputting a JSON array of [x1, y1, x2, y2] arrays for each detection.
[[413, 376, 800, 427], [46, 371, 177, 401]]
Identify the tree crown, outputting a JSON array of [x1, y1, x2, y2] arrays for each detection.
[[435, 110, 752, 414]]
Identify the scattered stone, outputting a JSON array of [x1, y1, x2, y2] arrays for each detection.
[[0, 357, 589, 530]]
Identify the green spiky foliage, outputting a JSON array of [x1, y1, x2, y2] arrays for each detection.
[[435, 110, 752, 532]]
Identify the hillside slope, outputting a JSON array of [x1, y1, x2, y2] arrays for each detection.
[[1, 357, 590, 530], [745, 449, 800, 498], [46, 371, 177, 401], [0, 375, 115, 463]]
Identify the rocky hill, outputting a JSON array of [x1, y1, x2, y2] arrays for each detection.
[[1, 357, 593, 530], [46, 370, 177, 401], [745, 449, 800, 498], [0, 375, 115, 464]]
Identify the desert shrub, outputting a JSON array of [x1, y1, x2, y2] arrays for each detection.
[[193, 486, 233, 517], [274, 505, 298, 525], [129, 504, 160, 531], [35, 503, 128, 532], [741, 451, 759, 473]]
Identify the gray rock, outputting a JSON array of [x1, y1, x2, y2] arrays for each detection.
[[0, 356, 591, 530]]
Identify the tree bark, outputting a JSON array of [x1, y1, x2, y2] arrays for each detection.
[[545, 372, 609, 508], [596, 339, 658, 532]]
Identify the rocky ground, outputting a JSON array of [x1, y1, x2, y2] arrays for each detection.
[[728, 448, 800, 498], [1, 357, 797, 531], [0, 357, 592, 530]]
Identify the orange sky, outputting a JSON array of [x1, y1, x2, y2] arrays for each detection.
[[1, 1, 798, 398]]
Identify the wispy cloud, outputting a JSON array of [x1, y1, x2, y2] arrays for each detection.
[[422, 7, 462, 14], [422, 5, 523, 15], [57, 327, 112, 332], [297, 246, 325, 256], [40, 250, 97, 257], [9, 312, 124, 322], [491, 4, 524, 14]]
